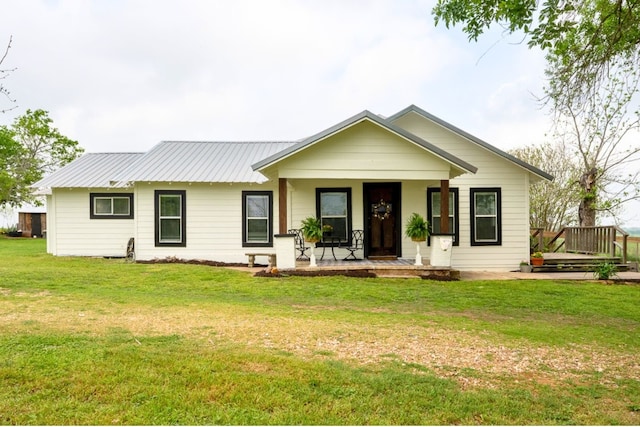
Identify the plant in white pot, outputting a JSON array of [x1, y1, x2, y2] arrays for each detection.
[[300, 216, 322, 267], [405, 213, 430, 266]]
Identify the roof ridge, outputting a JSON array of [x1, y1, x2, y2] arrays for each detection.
[[85, 152, 146, 155], [159, 140, 296, 144]]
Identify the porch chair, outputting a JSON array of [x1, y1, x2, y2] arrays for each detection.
[[288, 229, 311, 260], [343, 229, 364, 260]]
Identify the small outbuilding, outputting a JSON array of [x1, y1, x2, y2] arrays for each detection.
[[18, 208, 46, 238]]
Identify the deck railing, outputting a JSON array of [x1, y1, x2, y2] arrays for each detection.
[[531, 226, 628, 263]]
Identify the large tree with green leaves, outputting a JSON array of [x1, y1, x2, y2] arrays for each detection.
[[0, 109, 84, 207], [433, 0, 640, 226], [432, 0, 640, 105]]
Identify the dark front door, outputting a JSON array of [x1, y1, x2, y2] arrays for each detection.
[[31, 214, 42, 237], [364, 182, 401, 259]]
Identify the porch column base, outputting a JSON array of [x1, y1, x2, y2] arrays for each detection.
[[274, 233, 296, 269]]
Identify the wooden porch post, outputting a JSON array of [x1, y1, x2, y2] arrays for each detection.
[[278, 178, 287, 234], [440, 179, 450, 234]]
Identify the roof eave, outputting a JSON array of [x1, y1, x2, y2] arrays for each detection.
[[388, 105, 553, 182], [252, 110, 478, 175]]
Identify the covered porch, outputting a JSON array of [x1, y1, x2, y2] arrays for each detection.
[[252, 112, 477, 263]]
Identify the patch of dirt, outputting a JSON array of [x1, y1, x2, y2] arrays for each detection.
[[255, 270, 376, 278], [136, 256, 245, 267], [3, 297, 638, 391]]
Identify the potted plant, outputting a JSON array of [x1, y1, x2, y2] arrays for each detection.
[[300, 216, 322, 267], [530, 251, 544, 266], [520, 260, 532, 273], [593, 261, 617, 280], [405, 213, 430, 266], [404, 213, 429, 241], [322, 224, 333, 237]]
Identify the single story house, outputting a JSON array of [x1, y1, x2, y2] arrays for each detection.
[[32, 105, 552, 270]]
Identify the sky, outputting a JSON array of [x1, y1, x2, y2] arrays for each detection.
[[1, 0, 638, 227]]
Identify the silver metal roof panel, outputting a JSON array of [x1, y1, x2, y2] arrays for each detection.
[[111, 141, 296, 184], [32, 152, 145, 189]]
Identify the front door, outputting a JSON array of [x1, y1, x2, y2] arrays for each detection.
[[364, 182, 401, 259]]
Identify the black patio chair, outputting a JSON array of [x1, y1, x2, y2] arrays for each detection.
[[288, 229, 310, 260], [343, 229, 364, 260]]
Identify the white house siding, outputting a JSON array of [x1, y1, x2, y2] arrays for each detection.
[[46, 189, 135, 257], [132, 182, 279, 263], [391, 113, 531, 270], [273, 121, 452, 181], [45, 195, 55, 254]]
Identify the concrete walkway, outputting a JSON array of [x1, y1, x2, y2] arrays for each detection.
[[459, 270, 640, 281]]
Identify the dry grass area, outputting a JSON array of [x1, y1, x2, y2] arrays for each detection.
[[3, 288, 638, 391]]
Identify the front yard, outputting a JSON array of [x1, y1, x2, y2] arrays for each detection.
[[1, 237, 639, 424]]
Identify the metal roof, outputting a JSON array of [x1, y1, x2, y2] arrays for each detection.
[[32, 104, 551, 189], [32, 152, 145, 189], [111, 141, 296, 184], [387, 105, 554, 181], [251, 110, 478, 174]]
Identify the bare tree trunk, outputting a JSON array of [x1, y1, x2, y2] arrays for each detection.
[[578, 167, 598, 226]]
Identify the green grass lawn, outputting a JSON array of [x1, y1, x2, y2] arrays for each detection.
[[1, 237, 639, 425]]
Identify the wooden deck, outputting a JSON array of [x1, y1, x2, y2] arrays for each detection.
[[533, 252, 630, 272]]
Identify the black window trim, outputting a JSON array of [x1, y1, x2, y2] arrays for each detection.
[[427, 187, 459, 246], [89, 193, 134, 219], [154, 190, 187, 247], [315, 187, 352, 247], [470, 187, 502, 246], [242, 190, 273, 248]]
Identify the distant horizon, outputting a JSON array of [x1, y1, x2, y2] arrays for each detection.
[[625, 227, 640, 237]]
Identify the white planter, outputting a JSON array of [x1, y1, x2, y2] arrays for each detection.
[[430, 235, 453, 267]]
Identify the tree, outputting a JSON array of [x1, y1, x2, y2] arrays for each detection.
[[1, 35, 17, 113], [433, 0, 640, 226], [550, 60, 640, 226], [510, 142, 580, 231], [0, 109, 84, 207], [432, 0, 640, 105]]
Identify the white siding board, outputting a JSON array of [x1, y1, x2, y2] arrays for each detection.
[[392, 113, 531, 270], [47, 189, 135, 257], [133, 182, 279, 263], [275, 122, 452, 181]]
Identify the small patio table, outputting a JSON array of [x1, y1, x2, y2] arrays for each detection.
[[320, 236, 342, 261]]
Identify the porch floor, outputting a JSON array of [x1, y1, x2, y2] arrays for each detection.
[[293, 258, 459, 279]]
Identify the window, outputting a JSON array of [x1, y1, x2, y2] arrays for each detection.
[[242, 191, 273, 247], [155, 190, 186, 247], [90, 193, 133, 219], [470, 188, 501, 246], [316, 188, 351, 242], [427, 188, 459, 245]]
